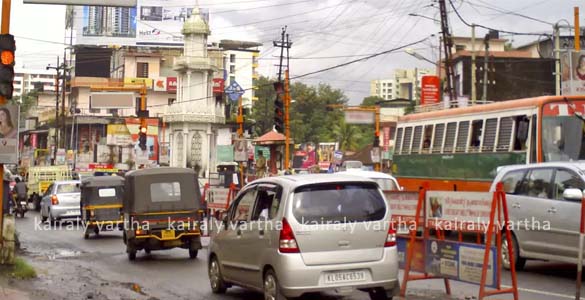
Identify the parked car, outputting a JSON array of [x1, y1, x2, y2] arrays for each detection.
[[40, 180, 81, 224], [490, 162, 585, 270], [208, 174, 399, 300], [337, 170, 402, 191]]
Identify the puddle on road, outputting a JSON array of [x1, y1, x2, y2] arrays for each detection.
[[45, 248, 83, 260]]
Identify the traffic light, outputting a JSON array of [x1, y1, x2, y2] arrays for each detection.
[[138, 126, 147, 151], [273, 81, 284, 95], [0, 34, 15, 99], [274, 96, 284, 133], [373, 135, 380, 147]]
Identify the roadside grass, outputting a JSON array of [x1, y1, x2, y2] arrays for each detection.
[[10, 258, 37, 279]]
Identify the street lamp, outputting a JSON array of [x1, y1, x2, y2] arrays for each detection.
[[408, 13, 440, 23], [405, 48, 437, 66]]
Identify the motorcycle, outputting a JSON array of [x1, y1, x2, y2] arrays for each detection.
[[13, 195, 27, 218]]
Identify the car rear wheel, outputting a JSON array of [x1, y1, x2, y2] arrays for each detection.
[[502, 232, 526, 270], [48, 211, 57, 226], [264, 269, 289, 300], [208, 257, 227, 294]]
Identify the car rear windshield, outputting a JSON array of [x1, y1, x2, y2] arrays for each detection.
[[57, 183, 80, 194], [292, 182, 386, 224], [150, 182, 181, 202]]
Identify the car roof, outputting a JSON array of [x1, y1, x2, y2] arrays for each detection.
[[125, 167, 196, 178], [337, 170, 397, 180], [251, 174, 376, 189], [498, 161, 585, 174], [53, 180, 80, 185]]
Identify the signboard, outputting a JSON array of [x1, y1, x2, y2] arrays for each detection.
[[421, 75, 440, 105], [385, 191, 419, 224], [154, 77, 167, 92], [124, 78, 153, 89], [25, 0, 136, 6], [255, 146, 270, 160], [164, 77, 177, 93], [234, 139, 247, 162], [397, 237, 425, 272], [159, 142, 170, 165], [333, 150, 343, 164], [225, 81, 245, 101], [370, 147, 381, 163], [344, 110, 375, 124], [542, 100, 585, 116], [0, 104, 19, 163], [90, 92, 135, 109], [425, 239, 497, 288], [561, 50, 585, 96], [106, 124, 133, 146], [426, 191, 493, 231], [217, 145, 234, 162], [383, 126, 391, 151], [206, 187, 231, 209], [213, 78, 225, 94], [73, 1, 209, 47]]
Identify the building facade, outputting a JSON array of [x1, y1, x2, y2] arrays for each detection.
[[13, 69, 58, 98], [370, 68, 433, 101]]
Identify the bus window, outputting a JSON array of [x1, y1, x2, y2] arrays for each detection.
[[482, 118, 498, 152], [432, 124, 445, 153], [497, 117, 514, 152], [456, 121, 470, 153], [412, 126, 423, 154], [395, 128, 403, 154], [469, 120, 484, 152], [513, 116, 529, 151], [423, 125, 433, 153], [444, 122, 457, 153], [403, 127, 413, 154]]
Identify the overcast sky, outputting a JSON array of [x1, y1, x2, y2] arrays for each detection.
[[7, 0, 582, 103]]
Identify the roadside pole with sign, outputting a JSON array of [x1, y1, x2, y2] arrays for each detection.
[[225, 81, 245, 184]]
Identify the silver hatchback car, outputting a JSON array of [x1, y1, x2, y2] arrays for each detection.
[[40, 180, 81, 224], [208, 174, 399, 300]]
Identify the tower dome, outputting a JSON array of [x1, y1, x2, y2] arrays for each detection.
[[182, 7, 210, 36]]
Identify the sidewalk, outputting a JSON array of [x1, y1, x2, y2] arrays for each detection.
[[0, 287, 29, 300]]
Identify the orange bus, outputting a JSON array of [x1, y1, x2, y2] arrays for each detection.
[[391, 95, 585, 191]]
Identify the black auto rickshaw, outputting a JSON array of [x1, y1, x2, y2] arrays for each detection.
[[80, 176, 125, 239], [123, 167, 202, 261]]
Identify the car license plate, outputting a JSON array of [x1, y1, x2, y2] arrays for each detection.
[[325, 271, 366, 284], [161, 230, 175, 240]]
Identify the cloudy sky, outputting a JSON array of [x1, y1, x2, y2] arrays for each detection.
[[7, 0, 581, 103]]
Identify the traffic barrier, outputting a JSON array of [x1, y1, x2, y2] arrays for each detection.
[[387, 183, 518, 300], [200, 183, 239, 237]]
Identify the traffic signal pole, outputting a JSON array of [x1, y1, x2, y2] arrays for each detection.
[[284, 70, 290, 170], [0, 0, 12, 246]]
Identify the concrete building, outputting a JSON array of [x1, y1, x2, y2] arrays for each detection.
[[164, 7, 225, 176], [13, 69, 58, 98], [370, 68, 433, 101], [214, 40, 261, 109]]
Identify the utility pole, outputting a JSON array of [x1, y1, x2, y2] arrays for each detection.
[[482, 34, 490, 101], [273, 27, 292, 171], [47, 57, 61, 164], [471, 24, 477, 104], [284, 33, 291, 171], [554, 24, 561, 96], [438, 0, 457, 106]]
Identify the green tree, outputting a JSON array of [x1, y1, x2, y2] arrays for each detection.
[[250, 76, 277, 136], [333, 119, 360, 151], [10, 91, 38, 125], [360, 95, 385, 107]]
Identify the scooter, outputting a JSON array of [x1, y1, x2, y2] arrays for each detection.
[[13, 197, 28, 218]]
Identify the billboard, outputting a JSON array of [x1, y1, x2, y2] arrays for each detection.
[[344, 110, 375, 125], [561, 50, 585, 95], [24, 0, 136, 6], [421, 75, 440, 105], [0, 104, 19, 164], [74, 0, 209, 47]]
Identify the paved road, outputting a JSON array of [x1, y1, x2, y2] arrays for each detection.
[[12, 211, 585, 300]]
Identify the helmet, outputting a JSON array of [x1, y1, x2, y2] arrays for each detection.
[[3, 169, 12, 182]]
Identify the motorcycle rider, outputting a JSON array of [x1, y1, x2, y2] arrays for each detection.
[[2, 169, 13, 215], [14, 177, 27, 213]]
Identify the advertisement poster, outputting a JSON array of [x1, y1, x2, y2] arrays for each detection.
[[425, 239, 496, 288], [385, 191, 420, 226], [124, 118, 159, 162], [106, 124, 133, 146], [561, 50, 585, 96], [75, 1, 208, 47], [396, 237, 425, 272], [426, 191, 493, 230], [153, 77, 167, 92], [234, 139, 247, 162], [421, 75, 441, 105], [206, 187, 231, 209], [0, 104, 19, 163], [159, 142, 170, 165]]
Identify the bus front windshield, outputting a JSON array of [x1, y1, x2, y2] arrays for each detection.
[[542, 102, 585, 162]]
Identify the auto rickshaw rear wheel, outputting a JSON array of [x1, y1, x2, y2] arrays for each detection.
[[144, 249, 151, 254], [189, 249, 198, 259], [127, 243, 137, 261]]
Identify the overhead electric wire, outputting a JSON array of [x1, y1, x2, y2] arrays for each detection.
[[148, 36, 429, 108], [468, 0, 553, 26], [447, 0, 551, 37]]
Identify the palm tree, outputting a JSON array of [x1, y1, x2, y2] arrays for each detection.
[[334, 119, 360, 151]]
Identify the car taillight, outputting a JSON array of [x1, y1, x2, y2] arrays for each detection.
[[279, 218, 299, 253], [384, 224, 396, 247], [51, 195, 59, 205]]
